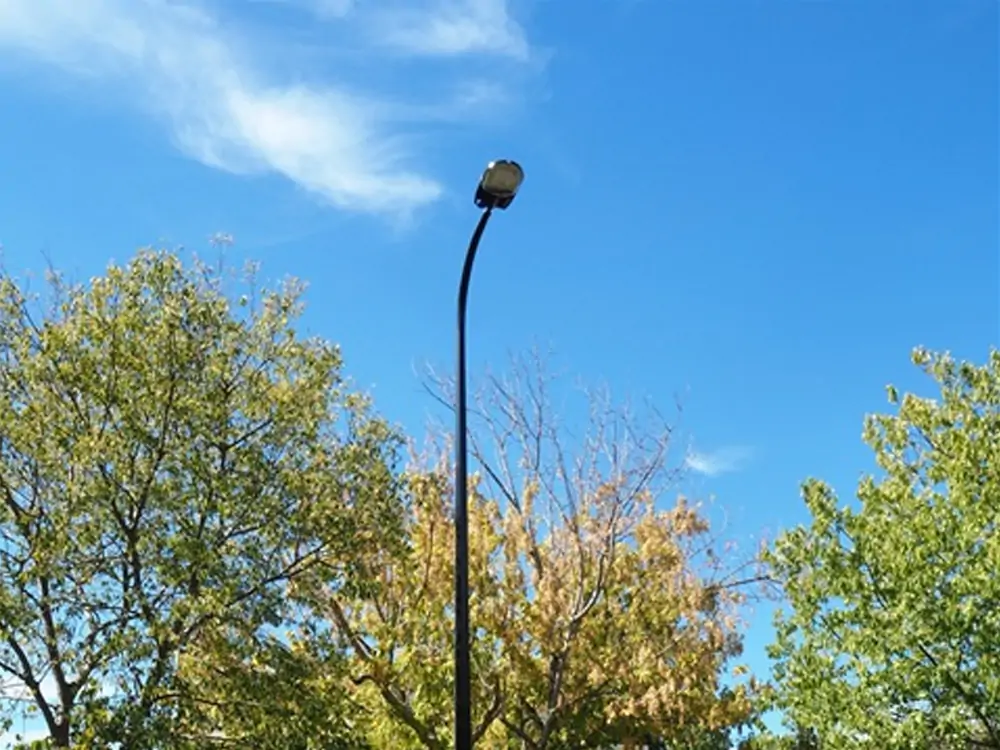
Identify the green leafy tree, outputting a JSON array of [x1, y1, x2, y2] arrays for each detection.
[[741, 726, 821, 749], [170, 624, 372, 749], [0, 250, 401, 747], [765, 348, 1000, 748]]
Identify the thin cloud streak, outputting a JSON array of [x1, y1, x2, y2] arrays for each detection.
[[285, 0, 530, 60], [370, 0, 530, 60], [685, 446, 753, 477], [246, 0, 356, 20], [0, 0, 454, 218]]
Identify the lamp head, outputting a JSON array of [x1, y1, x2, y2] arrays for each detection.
[[474, 159, 524, 210]]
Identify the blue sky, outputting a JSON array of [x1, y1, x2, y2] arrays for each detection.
[[0, 0, 997, 741]]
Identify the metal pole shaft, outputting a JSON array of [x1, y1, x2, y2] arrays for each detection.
[[455, 207, 493, 750]]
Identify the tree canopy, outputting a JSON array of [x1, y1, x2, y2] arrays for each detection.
[[297, 360, 763, 748], [16, 250, 995, 749], [0, 251, 402, 747], [0, 248, 764, 748], [765, 348, 1000, 748]]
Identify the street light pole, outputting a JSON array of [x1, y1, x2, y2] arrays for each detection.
[[455, 160, 524, 750], [454, 205, 490, 750]]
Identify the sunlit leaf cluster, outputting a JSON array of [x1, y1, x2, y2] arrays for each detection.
[[766, 349, 1000, 748]]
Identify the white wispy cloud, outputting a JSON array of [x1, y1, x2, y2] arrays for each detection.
[[685, 446, 753, 477], [300, 0, 356, 19], [370, 0, 530, 60], [247, 0, 356, 20], [0, 0, 532, 218], [279, 0, 529, 59]]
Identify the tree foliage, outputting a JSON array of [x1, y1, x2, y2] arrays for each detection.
[[0, 250, 402, 747], [299, 358, 762, 748], [742, 726, 821, 750], [0, 249, 765, 748], [765, 348, 1000, 748]]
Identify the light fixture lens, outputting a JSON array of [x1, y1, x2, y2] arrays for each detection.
[[480, 160, 524, 198]]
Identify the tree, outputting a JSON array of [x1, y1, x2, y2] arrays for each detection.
[[741, 725, 821, 750], [765, 348, 1000, 748], [299, 355, 763, 748], [169, 623, 372, 749], [0, 250, 402, 747]]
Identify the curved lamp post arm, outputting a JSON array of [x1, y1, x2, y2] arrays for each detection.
[[458, 207, 494, 332]]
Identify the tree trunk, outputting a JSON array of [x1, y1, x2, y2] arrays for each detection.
[[50, 719, 70, 747]]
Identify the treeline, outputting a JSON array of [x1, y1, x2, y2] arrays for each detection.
[[0, 251, 995, 748]]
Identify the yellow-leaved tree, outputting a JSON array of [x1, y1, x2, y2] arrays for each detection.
[[297, 355, 764, 748]]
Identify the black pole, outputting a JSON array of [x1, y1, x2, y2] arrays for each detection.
[[455, 205, 493, 750]]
